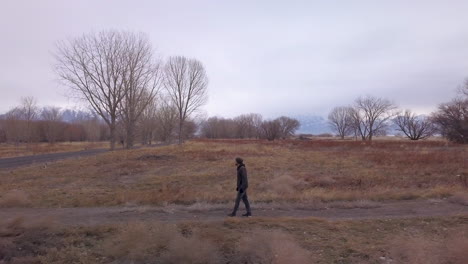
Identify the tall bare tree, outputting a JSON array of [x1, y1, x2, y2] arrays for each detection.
[[139, 98, 158, 145], [460, 79, 468, 97], [55, 31, 129, 150], [251, 113, 264, 139], [3, 107, 23, 144], [154, 99, 179, 142], [432, 99, 468, 144], [328, 106, 354, 139], [164, 56, 208, 144], [260, 119, 282, 141], [19, 96, 38, 143], [41, 106, 63, 144], [119, 34, 163, 148], [277, 116, 300, 139], [349, 96, 396, 141], [393, 110, 436, 140]]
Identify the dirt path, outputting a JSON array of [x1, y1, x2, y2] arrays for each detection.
[[1, 199, 467, 226]]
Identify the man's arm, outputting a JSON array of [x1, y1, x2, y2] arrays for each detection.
[[239, 167, 248, 192]]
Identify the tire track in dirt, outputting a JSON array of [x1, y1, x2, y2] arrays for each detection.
[[1, 199, 467, 226]]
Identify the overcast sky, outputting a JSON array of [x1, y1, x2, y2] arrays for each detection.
[[1, 0, 468, 118]]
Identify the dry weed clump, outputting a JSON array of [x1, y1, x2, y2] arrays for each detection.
[[388, 232, 468, 264], [101, 221, 176, 262], [232, 229, 311, 264], [102, 221, 223, 264], [267, 174, 307, 195], [0, 190, 31, 207], [0, 216, 59, 263]]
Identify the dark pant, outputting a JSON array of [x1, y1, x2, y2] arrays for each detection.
[[232, 190, 251, 214]]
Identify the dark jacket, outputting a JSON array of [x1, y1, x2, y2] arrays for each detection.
[[237, 164, 248, 191]]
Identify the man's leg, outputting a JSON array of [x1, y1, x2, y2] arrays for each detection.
[[231, 191, 243, 215], [242, 191, 251, 215]]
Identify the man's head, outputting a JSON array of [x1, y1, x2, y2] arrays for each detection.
[[235, 157, 244, 166]]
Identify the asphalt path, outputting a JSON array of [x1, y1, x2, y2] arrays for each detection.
[[0, 148, 108, 169], [0, 143, 170, 169]]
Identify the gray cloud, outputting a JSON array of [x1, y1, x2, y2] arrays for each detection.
[[1, 0, 468, 117]]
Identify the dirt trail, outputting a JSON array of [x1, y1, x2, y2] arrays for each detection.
[[1, 199, 467, 226]]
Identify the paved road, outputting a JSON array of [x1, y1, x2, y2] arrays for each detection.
[[0, 148, 109, 169], [0, 143, 172, 169]]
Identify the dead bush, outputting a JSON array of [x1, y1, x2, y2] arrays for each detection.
[[102, 221, 177, 262], [0, 216, 58, 263], [267, 175, 307, 195], [0, 190, 31, 207], [388, 232, 468, 264], [232, 229, 311, 264], [310, 175, 337, 187]]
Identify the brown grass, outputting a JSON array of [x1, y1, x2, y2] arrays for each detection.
[[0, 139, 466, 207], [0, 190, 30, 207], [1, 215, 468, 263], [232, 229, 311, 264], [0, 141, 108, 158], [389, 232, 468, 264]]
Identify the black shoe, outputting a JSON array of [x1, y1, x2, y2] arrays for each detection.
[[227, 213, 236, 217], [242, 212, 252, 217]]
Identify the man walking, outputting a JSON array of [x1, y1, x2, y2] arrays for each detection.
[[228, 157, 252, 217]]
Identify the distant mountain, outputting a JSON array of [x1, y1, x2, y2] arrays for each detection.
[[294, 115, 331, 135], [61, 109, 95, 122]]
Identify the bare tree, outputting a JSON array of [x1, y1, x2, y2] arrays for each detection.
[[154, 99, 179, 142], [119, 33, 163, 148], [432, 99, 468, 144], [349, 96, 396, 141], [251, 113, 263, 139], [393, 110, 436, 140], [328, 106, 354, 139], [234, 114, 261, 139], [19, 96, 38, 143], [40, 106, 63, 144], [139, 98, 158, 145], [277, 116, 300, 139], [460, 79, 468, 97], [79, 116, 103, 142], [201, 116, 237, 138], [164, 56, 208, 144], [55, 31, 129, 150], [260, 119, 282, 141], [3, 107, 23, 144]]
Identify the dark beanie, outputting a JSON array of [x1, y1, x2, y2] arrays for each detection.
[[235, 157, 244, 164]]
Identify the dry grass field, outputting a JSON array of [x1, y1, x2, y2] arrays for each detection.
[[1, 139, 467, 263], [0, 142, 109, 158], [0, 139, 467, 207], [1, 215, 467, 263]]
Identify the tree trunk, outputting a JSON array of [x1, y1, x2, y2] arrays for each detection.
[[126, 124, 134, 149], [109, 123, 116, 150], [178, 119, 184, 144]]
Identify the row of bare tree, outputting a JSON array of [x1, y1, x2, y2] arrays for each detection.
[[55, 30, 208, 149], [328, 90, 468, 143], [200, 114, 300, 141], [0, 97, 109, 144]]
